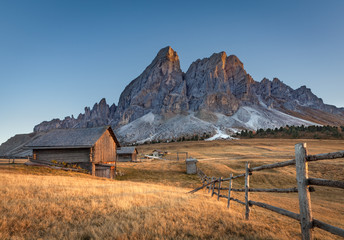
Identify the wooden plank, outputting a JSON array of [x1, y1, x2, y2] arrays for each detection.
[[36, 148, 90, 163], [227, 173, 232, 208], [188, 178, 218, 194], [223, 173, 245, 181], [217, 186, 315, 192], [92, 163, 96, 176], [250, 159, 296, 172], [249, 200, 300, 220], [308, 178, 344, 189], [228, 187, 299, 193], [307, 151, 344, 162], [295, 143, 313, 240], [217, 177, 222, 201], [313, 219, 344, 238], [230, 198, 245, 205], [93, 129, 117, 163], [208, 177, 213, 193], [205, 177, 209, 192], [90, 147, 93, 162], [201, 177, 205, 188], [211, 177, 216, 197], [245, 162, 250, 220], [110, 166, 114, 180]]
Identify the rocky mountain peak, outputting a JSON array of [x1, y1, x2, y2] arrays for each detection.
[[156, 46, 179, 62], [98, 97, 107, 106], [226, 55, 243, 69], [114, 46, 187, 125], [185, 51, 254, 115]]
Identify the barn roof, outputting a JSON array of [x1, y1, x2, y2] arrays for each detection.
[[117, 147, 137, 154], [25, 126, 120, 149]]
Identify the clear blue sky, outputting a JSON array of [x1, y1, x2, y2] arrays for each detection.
[[1, 0, 343, 144]]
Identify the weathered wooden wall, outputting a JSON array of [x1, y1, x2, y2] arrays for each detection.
[[118, 154, 132, 162], [93, 129, 117, 163], [132, 152, 137, 161], [34, 148, 90, 163], [95, 166, 111, 178]]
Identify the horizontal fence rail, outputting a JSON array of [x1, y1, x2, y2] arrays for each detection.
[[308, 178, 344, 189], [249, 159, 296, 172], [313, 219, 344, 237], [191, 143, 344, 240], [249, 200, 300, 221], [307, 151, 344, 162]]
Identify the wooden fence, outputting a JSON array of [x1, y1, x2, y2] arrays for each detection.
[[190, 143, 344, 240]]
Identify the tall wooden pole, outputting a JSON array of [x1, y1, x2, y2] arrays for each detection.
[[217, 177, 222, 200], [295, 143, 313, 240], [211, 177, 216, 197], [227, 173, 233, 208], [245, 162, 250, 220]]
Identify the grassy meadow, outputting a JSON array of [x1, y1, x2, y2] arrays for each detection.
[[0, 139, 343, 239]]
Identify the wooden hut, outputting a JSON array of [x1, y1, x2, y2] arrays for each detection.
[[25, 126, 120, 178], [152, 149, 167, 158], [117, 147, 138, 162]]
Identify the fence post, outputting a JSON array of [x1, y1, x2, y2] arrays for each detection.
[[205, 177, 208, 191], [217, 177, 222, 200], [211, 178, 215, 197], [295, 143, 313, 240], [227, 173, 232, 208], [245, 162, 250, 220], [208, 177, 212, 193]]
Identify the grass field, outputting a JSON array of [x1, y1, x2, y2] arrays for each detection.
[[0, 139, 343, 239]]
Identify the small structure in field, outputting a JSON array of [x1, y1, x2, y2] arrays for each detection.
[[25, 126, 120, 178], [117, 147, 138, 162], [152, 149, 168, 158], [186, 158, 198, 174]]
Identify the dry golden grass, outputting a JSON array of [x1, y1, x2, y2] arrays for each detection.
[[0, 158, 28, 164], [1, 167, 293, 240], [1, 139, 343, 239]]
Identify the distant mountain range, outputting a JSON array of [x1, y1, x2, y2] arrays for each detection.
[[1, 46, 344, 156]]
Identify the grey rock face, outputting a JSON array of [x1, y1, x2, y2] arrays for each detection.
[[254, 78, 344, 116], [115, 46, 188, 126], [185, 52, 258, 116]]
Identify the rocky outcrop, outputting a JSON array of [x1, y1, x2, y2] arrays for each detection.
[[34, 98, 116, 132], [185, 52, 257, 115], [254, 77, 344, 116]]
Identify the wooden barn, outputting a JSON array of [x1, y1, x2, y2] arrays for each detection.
[[25, 126, 120, 178], [117, 147, 138, 162]]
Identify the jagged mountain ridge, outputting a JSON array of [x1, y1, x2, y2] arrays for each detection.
[[32, 46, 344, 143], [34, 98, 116, 132]]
